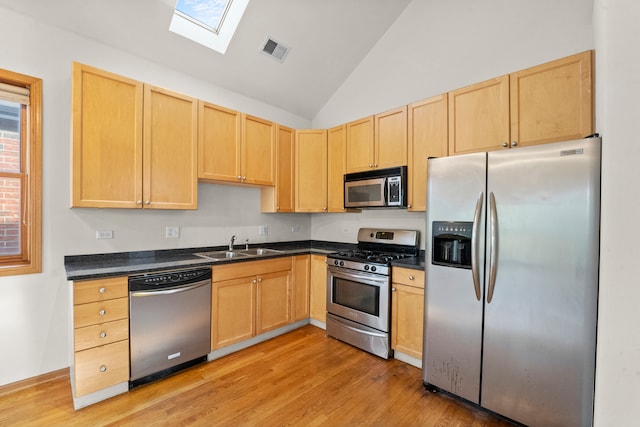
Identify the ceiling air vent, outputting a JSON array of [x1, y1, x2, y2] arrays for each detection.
[[261, 37, 290, 63]]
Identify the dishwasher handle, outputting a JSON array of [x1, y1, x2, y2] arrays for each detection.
[[129, 279, 210, 297]]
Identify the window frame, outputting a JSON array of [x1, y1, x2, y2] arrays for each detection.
[[0, 68, 42, 276]]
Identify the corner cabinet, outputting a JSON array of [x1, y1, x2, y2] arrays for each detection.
[[71, 62, 197, 209], [261, 125, 295, 212], [448, 50, 593, 156], [391, 267, 425, 361], [72, 276, 129, 398], [295, 129, 328, 212]]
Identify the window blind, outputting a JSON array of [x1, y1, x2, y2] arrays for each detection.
[[0, 82, 30, 105]]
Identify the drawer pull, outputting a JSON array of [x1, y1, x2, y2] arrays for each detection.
[[99, 309, 106, 316], [99, 332, 107, 338], [99, 365, 107, 372], [99, 287, 106, 294], [409, 275, 415, 281]]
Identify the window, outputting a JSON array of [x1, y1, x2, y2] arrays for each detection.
[[0, 69, 42, 276], [169, 0, 250, 54]]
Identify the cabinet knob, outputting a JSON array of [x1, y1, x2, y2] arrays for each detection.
[[100, 331, 107, 338], [252, 279, 257, 284], [145, 200, 150, 205], [257, 277, 262, 283], [407, 204, 412, 208], [99, 309, 106, 316], [374, 163, 378, 168], [323, 207, 327, 211], [511, 141, 518, 147], [237, 176, 242, 181], [99, 287, 106, 294], [242, 176, 247, 181], [368, 163, 373, 168], [502, 142, 508, 148], [392, 287, 396, 292], [99, 365, 107, 373], [409, 275, 415, 281], [136, 200, 142, 205]]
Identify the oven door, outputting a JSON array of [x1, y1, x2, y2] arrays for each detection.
[[326, 265, 390, 332]]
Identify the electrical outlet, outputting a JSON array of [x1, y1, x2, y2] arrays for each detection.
[[258, 225, 268, 236], [96, 230, 113, 239], [165, 226, 180, 238], [291, 225, 300, 232]]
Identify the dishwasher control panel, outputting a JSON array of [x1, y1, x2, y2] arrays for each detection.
[[129, 267, 211, 291]]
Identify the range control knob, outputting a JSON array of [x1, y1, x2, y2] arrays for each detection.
[[339, 261, 344, 267], [334, 260, 339, 266], [371, 266, 377, 272], [364, 265, 370, 271]]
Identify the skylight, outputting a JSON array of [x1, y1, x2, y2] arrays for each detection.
[[169, 0, 249, 54]]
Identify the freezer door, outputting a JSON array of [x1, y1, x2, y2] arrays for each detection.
[[482, 138, 600, 427], [423, 152, 486, 404]]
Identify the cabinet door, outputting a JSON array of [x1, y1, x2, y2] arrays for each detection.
[[391, 283, 424, 359], [346, 116, 375, 173], [408, 94, 448, 212], [261, 125, 294, 212], [143, 84, 198, 209], [211, 277, 256, 349], [292, 255, 311, 322], [242, 114, 276, 186], [71, 62, 143, 208], [74, 340, 129, 397], [309, 255, 327, 323], [448, 75, 510, 155], [295, 129, 328, 212], [198, 101, 242, 183], [256, 270, 291, 334], [510, 50, 593, 148], [327, 124, 346, 213], [375, 106, 407, 169]]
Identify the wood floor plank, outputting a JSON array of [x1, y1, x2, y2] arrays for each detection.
[[0, 325, 515, 426]]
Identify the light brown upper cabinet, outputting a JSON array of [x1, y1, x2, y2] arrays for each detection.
[[448, 75, 510, 156], [407, 94, 448, 212], [346, 108, 408, 173], [510, 50, 593, 148], [449, 50, 593, 156], [198, 101, 242, 183], [261, 125, 295, 213], [295, 129, 328, 212], [327, 124, 347, 212], [199, 109, 276, 186], [72, 63, 197, 209]]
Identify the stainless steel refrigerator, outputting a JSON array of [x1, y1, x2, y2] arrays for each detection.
[[423, 137, 600, 427]]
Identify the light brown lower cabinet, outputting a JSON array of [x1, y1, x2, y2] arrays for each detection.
[[72, 276, 129, 397], [292, 254, 311, 322], [309, 254, 327, 323], [391, 267, 425, 360], [211, 257, 293, 350]]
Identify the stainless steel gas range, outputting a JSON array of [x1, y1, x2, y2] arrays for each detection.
[[326, 228, 419, 359]]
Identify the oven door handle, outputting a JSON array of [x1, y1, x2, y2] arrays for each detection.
[[130, 280, 210, 297], [327, 268, 387, 286], [329, 315, 388, 338]]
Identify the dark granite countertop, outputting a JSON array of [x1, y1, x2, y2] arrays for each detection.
[[64, 240, 354, 281]]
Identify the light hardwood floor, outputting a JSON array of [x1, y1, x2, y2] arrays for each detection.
[[0, 325, 514, 426]]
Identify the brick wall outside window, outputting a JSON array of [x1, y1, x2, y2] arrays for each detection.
[[0, 131, 20, 256]]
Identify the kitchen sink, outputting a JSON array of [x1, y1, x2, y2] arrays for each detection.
[[237, 248, 284, 256], [194, 248, 284, 261]]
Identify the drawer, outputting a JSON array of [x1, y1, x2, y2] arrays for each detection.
[[74, 340, 129, 397], [74, 276, 128, 305], [74, 318, 129, 352], [74, 297, 128, 328], [392, 267, 425, 288]]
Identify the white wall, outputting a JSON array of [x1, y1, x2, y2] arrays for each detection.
[[0, 7, 313, 387], [593, 0, 640, 424]]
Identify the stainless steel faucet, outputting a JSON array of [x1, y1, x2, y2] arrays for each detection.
[[245, 238, 249, 250], [228, 235, 236, 251]]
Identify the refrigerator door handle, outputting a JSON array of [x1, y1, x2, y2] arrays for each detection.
[[487, 192, 498, 303], [471, 191, 484, 301]]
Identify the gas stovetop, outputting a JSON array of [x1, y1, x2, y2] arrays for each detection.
[[327, 228, 419, 275]]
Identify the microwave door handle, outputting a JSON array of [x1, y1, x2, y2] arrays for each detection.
[[471, 191, 484, 301]]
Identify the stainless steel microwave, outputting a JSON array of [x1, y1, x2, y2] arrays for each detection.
[[344, 166, 407, 208]]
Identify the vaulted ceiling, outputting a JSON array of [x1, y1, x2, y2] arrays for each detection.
[[0, 0, 412, 119]]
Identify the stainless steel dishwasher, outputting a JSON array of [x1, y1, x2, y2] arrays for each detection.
[[129, 267, 211, 388]]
